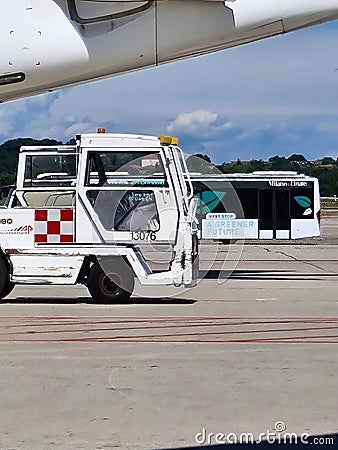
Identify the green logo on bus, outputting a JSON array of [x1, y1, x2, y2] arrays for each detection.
[[294, 196, 312, 216], [294, 196, 311, 208], [195, 191, 226, 215]]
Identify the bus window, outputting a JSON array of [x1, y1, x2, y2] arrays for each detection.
[[259, 190, 273, 230], [276, 190, 290, 230], [236, 188, 258, 219]]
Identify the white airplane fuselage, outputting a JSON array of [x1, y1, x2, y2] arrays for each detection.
[[1, 0, 338, 102]]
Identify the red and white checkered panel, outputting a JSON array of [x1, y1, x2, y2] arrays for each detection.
[[34, 209, 74, 244]]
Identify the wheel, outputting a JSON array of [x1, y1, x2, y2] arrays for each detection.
[[1, 282, 14, 299], [0, 256, 14, 299], [87, 260, 135, 303], [219, 239, 230, 245]]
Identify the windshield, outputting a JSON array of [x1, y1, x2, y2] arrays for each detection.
[[85, 150, 167, 187]]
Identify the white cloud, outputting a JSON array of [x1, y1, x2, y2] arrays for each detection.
[[167, 109, 217, 132], [167, 110, 233, 140]]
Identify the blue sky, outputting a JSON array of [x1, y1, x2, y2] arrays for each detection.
[[1, 22, 338, 164]]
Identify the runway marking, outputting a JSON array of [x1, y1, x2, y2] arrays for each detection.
[[0, 317, 337, 344], [255, 298, 277, 302]]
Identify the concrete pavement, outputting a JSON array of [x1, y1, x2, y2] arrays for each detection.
[[0, 215, 337, 449]]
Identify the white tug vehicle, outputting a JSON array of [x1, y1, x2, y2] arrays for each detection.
[[0, 131, 198, 302]]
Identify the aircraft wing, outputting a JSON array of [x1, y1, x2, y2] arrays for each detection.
[[1, 0, 338, 102]]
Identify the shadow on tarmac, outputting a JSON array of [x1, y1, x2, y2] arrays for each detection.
[[200, 269, 338, 281], [3, 297, 197, 305], [161, 432, 337, 448]]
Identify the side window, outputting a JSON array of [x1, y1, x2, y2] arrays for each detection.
[[236, 188, 258, 219], [87, 190, 159, 231], [24, 154, 78, 187]]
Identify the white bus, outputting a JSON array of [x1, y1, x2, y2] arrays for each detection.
[[191, 171, 321, 240]]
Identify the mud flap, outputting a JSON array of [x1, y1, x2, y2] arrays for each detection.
[[188, 233, 199, 287]]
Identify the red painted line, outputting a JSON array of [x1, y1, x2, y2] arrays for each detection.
[[1, 316, 338, 322], [2, 317, 338, 330], [2, 336, 338, 344], [53, 331, 338, 343], [2, 318, 252, 329], [56, 333, 338, 343], [2, 324, 338, 337]]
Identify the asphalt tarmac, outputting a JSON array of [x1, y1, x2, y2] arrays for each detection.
[[0, 216, 337, 449]]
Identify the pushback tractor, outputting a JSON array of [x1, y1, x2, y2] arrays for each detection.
[[0, 132, 198, 302]]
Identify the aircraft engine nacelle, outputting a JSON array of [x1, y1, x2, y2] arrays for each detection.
[[225, 0, 338, 32], [156, 0, 338, 64], [1, 0, 338, 102]]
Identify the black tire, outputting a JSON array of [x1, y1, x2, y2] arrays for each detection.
[[1, 282, 14, 299], [0, 256, 14, 300], [219, 239, 230, 245], [87, 260, 135, 303]]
